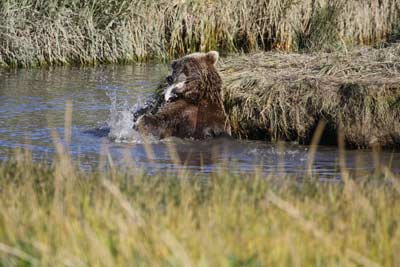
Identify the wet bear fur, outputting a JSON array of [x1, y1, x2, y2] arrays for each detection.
[[136, 51, 229, 139]]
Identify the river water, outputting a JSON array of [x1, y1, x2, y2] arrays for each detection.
[[0, 64, 399, 178]]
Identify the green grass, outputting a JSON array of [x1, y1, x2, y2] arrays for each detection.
[[0, 149, 399, 267], [1, 0, 400, 67]]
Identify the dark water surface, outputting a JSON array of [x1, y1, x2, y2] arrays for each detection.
[[0, 65, 399, 178]]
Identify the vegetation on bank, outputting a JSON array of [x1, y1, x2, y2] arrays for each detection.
[[0, 149, 399, 267], [1, 0, 400, 67], [221, 45, 400, 148]]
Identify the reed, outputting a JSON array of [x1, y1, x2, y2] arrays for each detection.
[[1, 0, 400, 67]]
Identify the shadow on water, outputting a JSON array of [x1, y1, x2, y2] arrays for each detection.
[[83, 127, 110, 138]]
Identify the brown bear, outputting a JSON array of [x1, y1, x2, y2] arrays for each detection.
[[136, 51, 229, 139]]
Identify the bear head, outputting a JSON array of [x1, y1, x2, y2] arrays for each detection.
[[166, 51, 219, 85], [165, 51, 222, 104]]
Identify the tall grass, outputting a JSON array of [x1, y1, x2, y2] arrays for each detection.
[[1, 0, 400, 67], [0, 149, 399, 267]]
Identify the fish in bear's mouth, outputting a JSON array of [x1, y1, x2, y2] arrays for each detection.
[[164, 81, 185, 102]]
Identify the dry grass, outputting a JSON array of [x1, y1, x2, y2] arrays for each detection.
[[0, 148, 399, 267], [220, 45, 400, 147], [1, 0, 400, 67]]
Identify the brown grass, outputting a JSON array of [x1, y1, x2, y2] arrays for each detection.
[[220, 45, 400, 148], [1, 0, 400, 67]]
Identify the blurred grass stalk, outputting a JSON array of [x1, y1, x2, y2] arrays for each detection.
[[1, 0, 400, 67]]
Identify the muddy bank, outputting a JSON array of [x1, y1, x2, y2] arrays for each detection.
[[220, 46, 400, 148]]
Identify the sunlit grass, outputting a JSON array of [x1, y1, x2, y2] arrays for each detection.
[[0, 145, 399, 267]]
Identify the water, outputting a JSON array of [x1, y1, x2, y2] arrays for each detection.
[[0, 65, 399, 177]]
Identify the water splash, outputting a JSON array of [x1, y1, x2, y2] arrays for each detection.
[[106, 91, 145, 143]]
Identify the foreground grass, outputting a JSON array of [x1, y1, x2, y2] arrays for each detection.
[[0, 154, 399, 267], [1, 0, 400, 67]]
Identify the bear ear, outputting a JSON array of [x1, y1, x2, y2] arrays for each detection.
[[205, 51, 219, 65]]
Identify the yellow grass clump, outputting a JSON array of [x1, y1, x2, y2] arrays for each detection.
[[220, 45, 400, 147]]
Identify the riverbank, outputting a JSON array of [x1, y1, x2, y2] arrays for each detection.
[[1, 0, 400, 67], [0, 154, 399, 266], [220, 45, 400, 148]]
